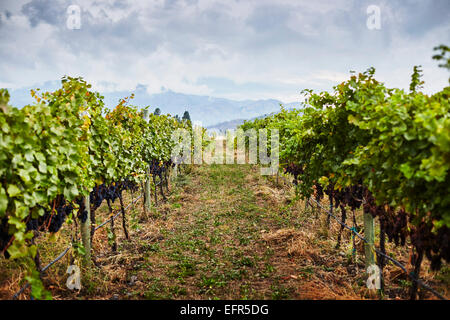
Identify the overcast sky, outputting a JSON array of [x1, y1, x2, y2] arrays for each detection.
[[0, 0, 449, 104]]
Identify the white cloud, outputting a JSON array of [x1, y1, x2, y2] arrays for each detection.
[[313, 71, 350, 83]]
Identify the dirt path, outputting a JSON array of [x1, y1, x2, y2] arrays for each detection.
[[4, 163, 447, 300], [83, 164, 372, 299], [122, 164, 305, 299]]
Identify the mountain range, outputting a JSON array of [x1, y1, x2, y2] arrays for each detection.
[[7, 82, 302, 127]]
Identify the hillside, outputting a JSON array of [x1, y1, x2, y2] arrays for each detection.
[[207, 104, 303, 132]]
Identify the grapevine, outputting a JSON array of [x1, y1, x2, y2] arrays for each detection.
[[0, 77, 193, 298], [240, 46, 450, 298]]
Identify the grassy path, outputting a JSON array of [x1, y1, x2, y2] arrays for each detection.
[[84, 164, 370, 300], [121, 164, 304, 300], [2, 163, 448, 300]]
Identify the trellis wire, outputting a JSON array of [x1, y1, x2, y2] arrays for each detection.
[[12, 191, 144, 299], [309, 197, 446, 300]]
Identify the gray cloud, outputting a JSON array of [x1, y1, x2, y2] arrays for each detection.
[[0, 0, 448, 111], [387, 0, 450, 37], [21, 0, 67, 27]]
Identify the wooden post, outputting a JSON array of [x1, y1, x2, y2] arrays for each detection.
[[144, 167, 151, 213], [364, 212, 375, 268], [153, 174, 158, 205], [378, 221, 386, 294], [118, 194, 129, 239], [304, 197, 310, 213], [327, 197, 332, 228], [80, 195, 91, 265], [106, 199, 117, 252], [172, 164, 178, 180], [142, 109, 151, 214], [410, 249, 423, 300]]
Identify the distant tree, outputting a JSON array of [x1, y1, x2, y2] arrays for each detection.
[[154, 107, 161, 116], [175, 115, 181, 123], [182, 110, 191, 122], [409, 65, 424, 93], [432, 44, 450, 83], [0, 88, 10, 105], [433, 44, 450, 71]]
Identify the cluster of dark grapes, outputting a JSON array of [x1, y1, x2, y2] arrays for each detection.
[[410, 221, 450, 271], [0, 217, 13, 258], [149, 159, 166, 176], [362, 189, 450, 271], [321, 180, 364, 212], [0, 177, 141, 258], [121, 178, 139, 193], [33, 203, 73, 233], [25, 196, 74, 234], [363, 191, 407, 246], [284, 163, 303, 185], [0, 196, 74, 258], [323, 184, 334, 199], [77, 177, 140, 221], [76, 197, 89, 223], [344, 184, 364, 210], [90, 184, 109, 211], [384, 209, 408, 246], [314, 183, 324, 202], [282, 164, 450, 274], [88, 183, 119, 213]]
